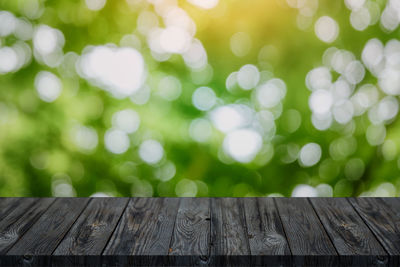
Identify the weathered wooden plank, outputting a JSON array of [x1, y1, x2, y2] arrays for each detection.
[[243, 198, 291, 266], [275, 198, 337, 266], [102, 198, 162, 255], [1, 197, 400, 267], [311, 198, 388, 266], [142, 197, 180, 256], [7, 198, 90, 257], [349, 198, 400, 254], [102, 198, 180, 266], [381, 198, 400, 218], [381, 197, 400, 265], [169, 198, 210, 266], [0, 198, 55, 254], [210, 198, 250, 266], [349, 197, 400, 267], [53, 198, 128, 257], [0, 198, 21, 221]]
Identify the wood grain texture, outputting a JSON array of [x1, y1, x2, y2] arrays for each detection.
[[349, 198, 400, 255], [8, 198, 90, 256], [210, 198, 250, 266], [380, 197, 400, 266], [381, 198, 400, 220], [169, 198, 210, 265], [349, 197, 400, 267], [103, 198, 180, 266], [311, 198, 388, 266], [0, 198, 21, 221], [0, 198, 55, 254], [275, 197, 337, 266], [243, 198, 291, 266], [53, 198, 128, 256], [1, 197, 400, 266]]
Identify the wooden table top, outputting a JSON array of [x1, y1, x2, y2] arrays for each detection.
[[0, 197, 399, 266]]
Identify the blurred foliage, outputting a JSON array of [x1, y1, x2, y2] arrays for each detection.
[[0, 0, 399, 197]]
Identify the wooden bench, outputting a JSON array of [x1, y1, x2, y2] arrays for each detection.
[[0, 197, 398, 266]]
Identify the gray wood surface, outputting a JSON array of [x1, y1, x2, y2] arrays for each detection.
[[243, 198, 291, 266], [0, 198, 20, 220], [311, 198, 388, 266], [169, 198, 210, 265], [53, 198, 128, 255], [103, 198, 180, 266], [349, 198, 400, 255], [0, 198, 54, 254], [0, 197, 399, 266], [349, 197, 400, 266], [275, 198, 337, 266], [210, 198, 250, 266], [7, 198, 90, 255]]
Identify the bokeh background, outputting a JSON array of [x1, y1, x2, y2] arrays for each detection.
[[0, 0, 400, 197]]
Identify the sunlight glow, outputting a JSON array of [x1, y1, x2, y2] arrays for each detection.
[[78, 46, 146, 98]]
